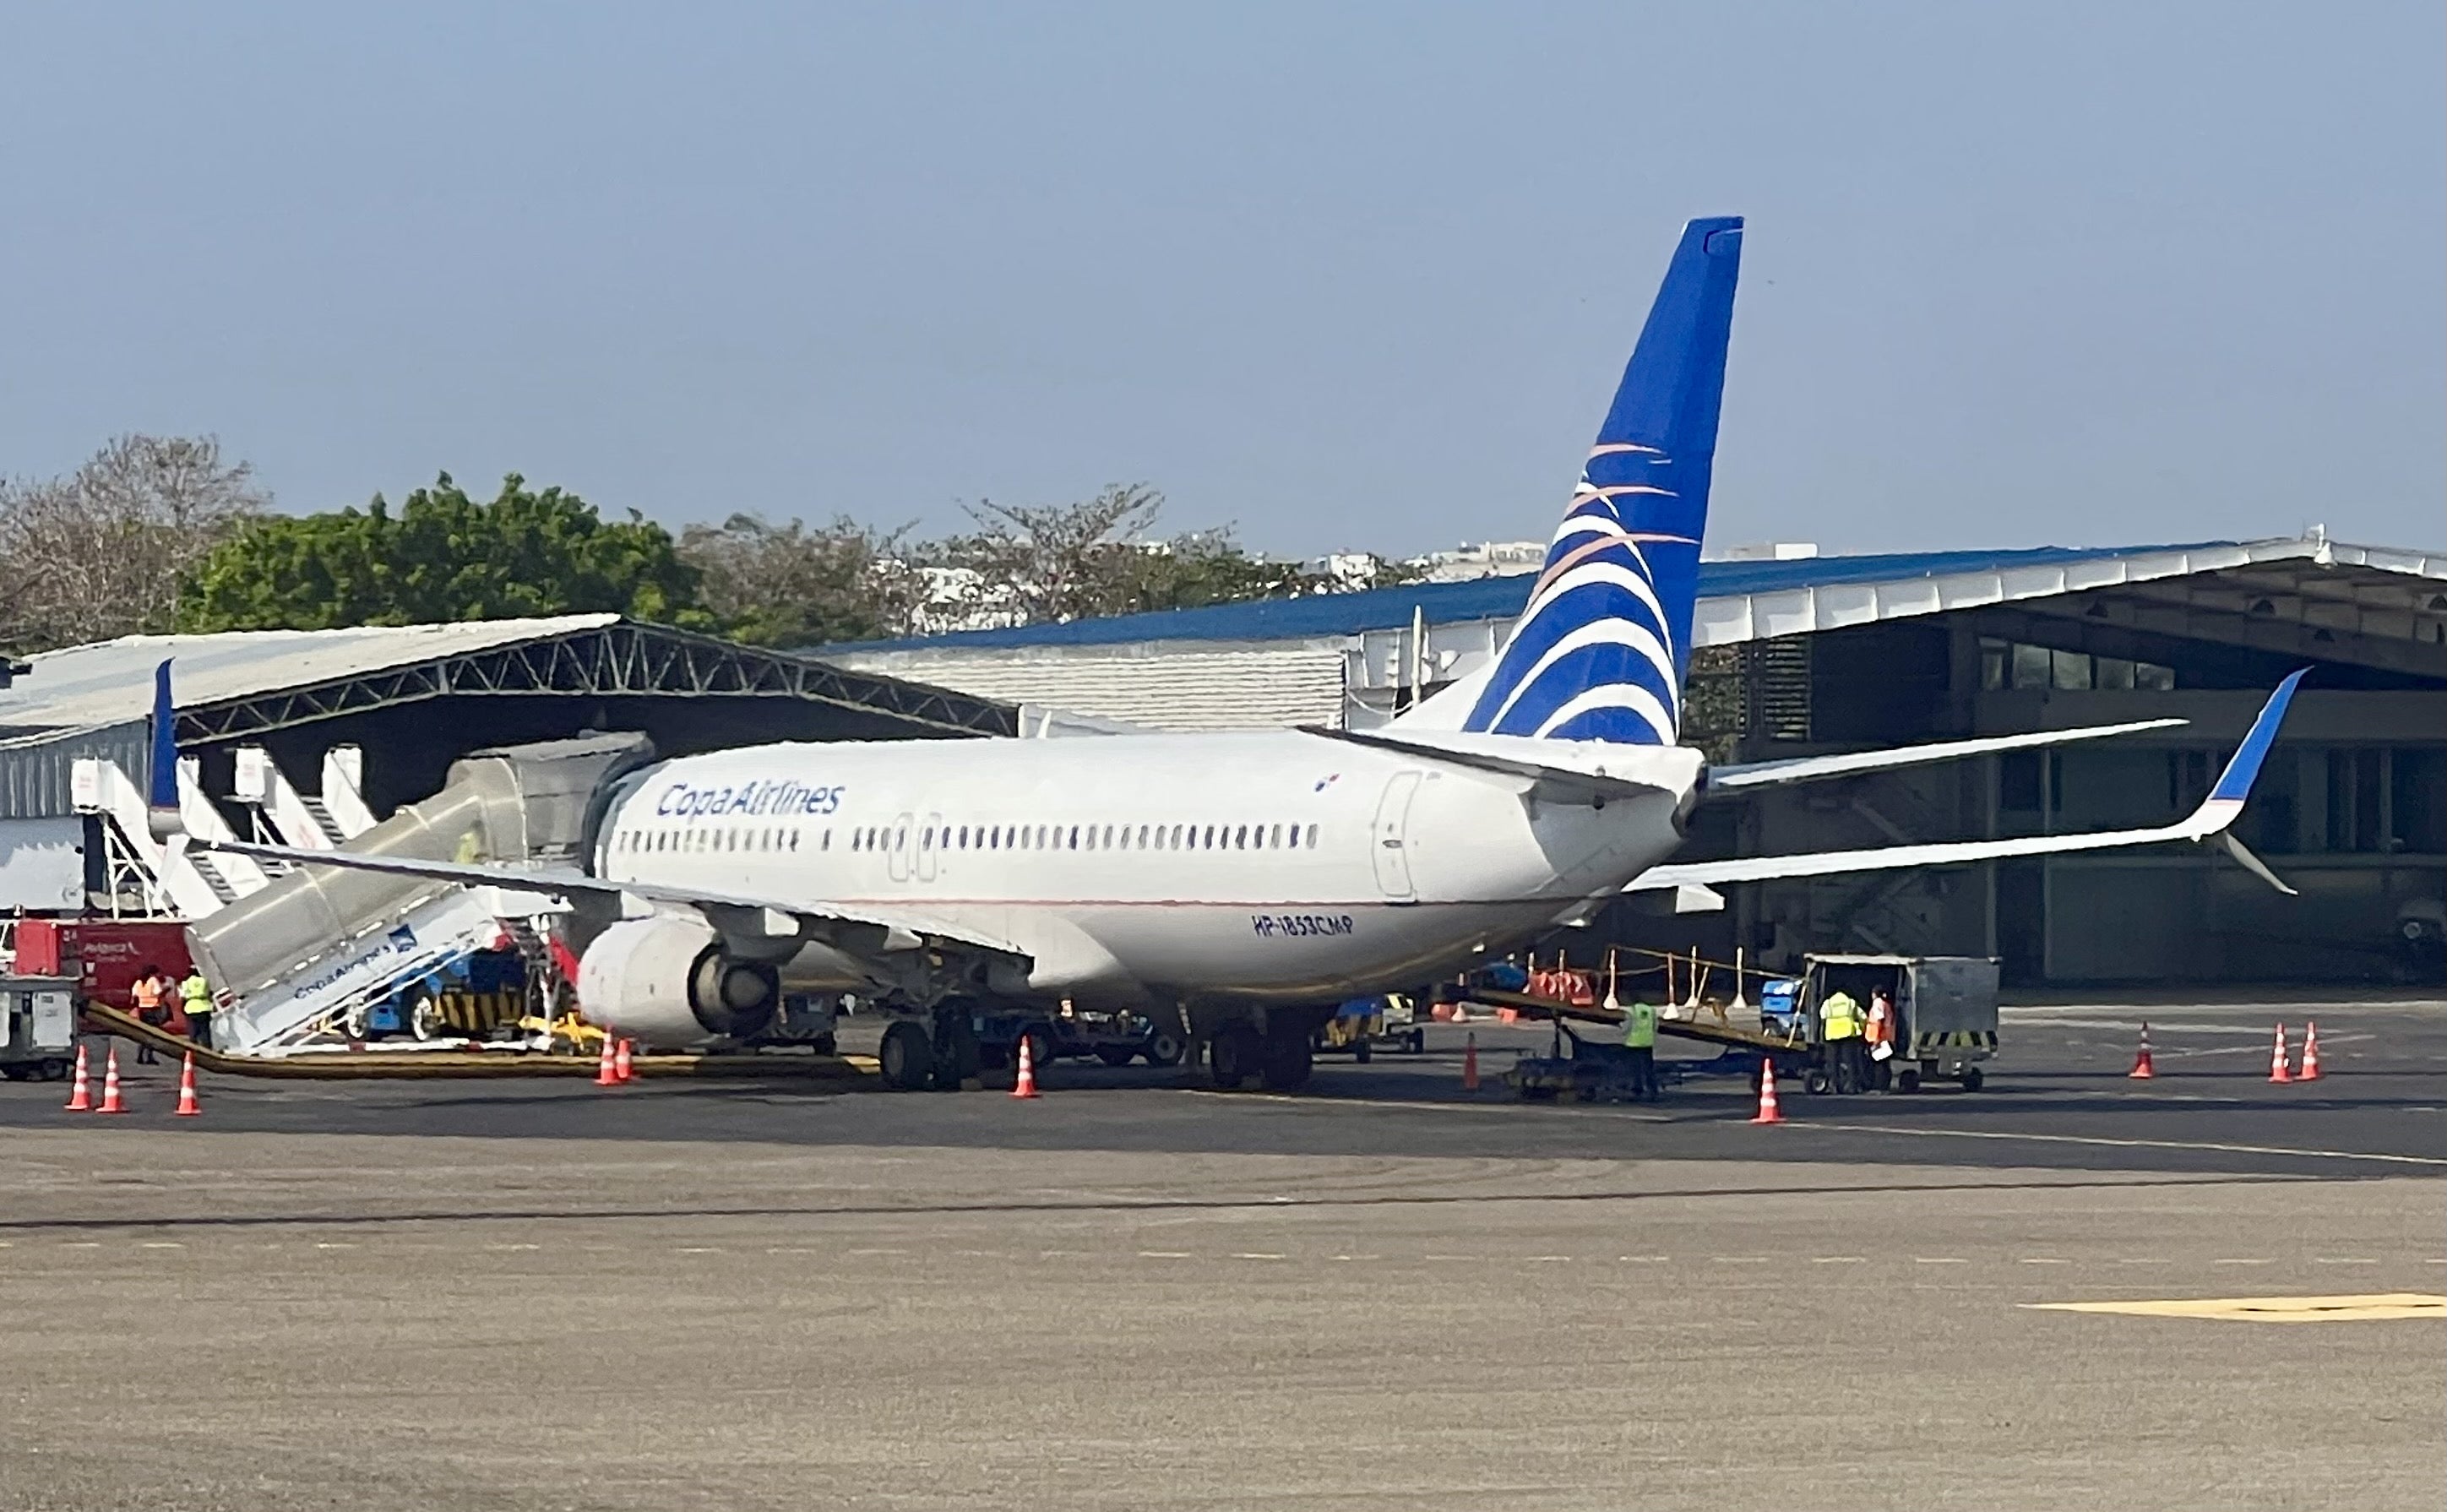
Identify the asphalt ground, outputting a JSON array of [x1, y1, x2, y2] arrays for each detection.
[[1, 996, 2440, 1510]]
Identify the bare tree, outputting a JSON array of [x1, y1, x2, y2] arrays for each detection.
[[929, 484, 1174, 625], [677, 512, 932, 647], [0, 435, 266, 654]]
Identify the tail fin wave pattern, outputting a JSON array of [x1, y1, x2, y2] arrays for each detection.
[[1460, 216, 1743, 745]]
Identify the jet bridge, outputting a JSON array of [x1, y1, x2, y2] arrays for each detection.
[[188, 734, 654, 1052]]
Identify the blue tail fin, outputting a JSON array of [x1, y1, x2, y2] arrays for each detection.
[[1461, 215, 1743, 744], [147, 658, 183, 838]]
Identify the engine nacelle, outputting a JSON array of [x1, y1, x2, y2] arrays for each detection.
[[577, 914, 781, 1049]]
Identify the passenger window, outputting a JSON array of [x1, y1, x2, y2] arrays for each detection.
[[820, 829, 830, 851], [1068, 825, 1079, 850], [1101, 824, 1114, 849], [1234, 824, 1247, 849], [1269, 824, 1282, 848], [1305, 823, 1319, 847], [1203, 825, 1215, 849], [895, 827, 907, 851], [1085, 826, 1097, 851]]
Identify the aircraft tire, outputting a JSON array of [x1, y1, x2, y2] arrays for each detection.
[[1259, 1031, 1312, 1092], [1210, 1025, 1259, 1088], [879, 1020, 934, 1091]]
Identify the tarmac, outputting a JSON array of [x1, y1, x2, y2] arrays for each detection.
[[2, 995, 2440, 1510]]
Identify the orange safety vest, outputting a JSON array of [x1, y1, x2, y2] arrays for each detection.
[[130, 977, 165, 1011], [1865, 996, 1894, 1046]]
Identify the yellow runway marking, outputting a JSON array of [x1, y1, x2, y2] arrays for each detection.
[[2026, 1293, 2447, 1323]]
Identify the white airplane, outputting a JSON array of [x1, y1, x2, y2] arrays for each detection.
[[207, 215, 2303, 1091]]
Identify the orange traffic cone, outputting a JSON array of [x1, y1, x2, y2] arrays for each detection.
[[1461, 1032, 1480, 1093], [1011, 1033, 1041, 1099], [63, 1043, 90, 1112], [97, 1047, 127, 1114], [2128, 1022, 2156, 1080], [2299, 1021, 2321, 1081], [173, 1052, 201, 1117], [1751, 1059, 1784, 1124], [595, 1036, 619, 1086], [2268, 1021, 2292, 1084], [613, 1038, 635, 1084]]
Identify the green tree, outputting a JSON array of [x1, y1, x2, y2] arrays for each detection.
[[178, 473, 712, 633]]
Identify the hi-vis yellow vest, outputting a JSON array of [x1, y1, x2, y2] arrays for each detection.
[[1821, 991, 1862, 1041], [1622, 1000, 1658, 1049]]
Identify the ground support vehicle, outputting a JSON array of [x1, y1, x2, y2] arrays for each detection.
[[1504, 1023, 1667, 1102], [344, 947, 531, 1044], [973, 1004, 1185, 1072], [1795, 954, 2000, 1093], [1314, 996, 1427, 1062], [0, 976, 79, 1081]]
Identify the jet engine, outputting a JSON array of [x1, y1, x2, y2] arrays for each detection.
[[577, 914, 781, 1048]]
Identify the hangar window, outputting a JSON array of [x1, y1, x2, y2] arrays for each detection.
[[1981, 636, 2173, 693]]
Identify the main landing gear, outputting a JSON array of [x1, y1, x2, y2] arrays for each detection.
[[878, 1003, 982, 1092], [1207, 1017, 1314, 1093]]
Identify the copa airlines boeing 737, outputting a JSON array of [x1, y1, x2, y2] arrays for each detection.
[[204, 216, 2303, 1091]]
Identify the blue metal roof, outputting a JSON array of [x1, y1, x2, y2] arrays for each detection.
[[829, 541, 2238, 653]]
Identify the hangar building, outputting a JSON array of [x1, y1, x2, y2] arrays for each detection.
[[828, 534, 2447, 987], [0, 613, 1015, 921]]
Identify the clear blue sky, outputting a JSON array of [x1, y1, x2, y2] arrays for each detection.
[[5, 2, 2440, 558]]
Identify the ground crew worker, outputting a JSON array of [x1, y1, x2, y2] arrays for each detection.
[[1864, 987, 1896, 1090], [1819, 987, 1864, 1093], [129, 966, 168, 1063], [1621, 998, 1660, 1101], [180, 967, 214, 1049]]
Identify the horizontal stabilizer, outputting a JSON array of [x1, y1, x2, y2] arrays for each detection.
[[1634, 672, 2306, 891], [1300, 726, 1690, 805]]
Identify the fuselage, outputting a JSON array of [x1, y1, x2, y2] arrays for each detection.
[[589, 731, 1701, 1009]]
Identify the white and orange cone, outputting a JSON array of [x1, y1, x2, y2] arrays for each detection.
[[2128, 1022, 2156, 1080], [63, 1043, 91, 1112], [1011, 1033, 1041, 1100], [97, 1047, 127, 1114], [595, 1036, 619, 1087], [173, 1051, 201, 1117], [2268, 1021, 2292, 1084], [1751, 1059, 1784, 1124], [2299, 1020, 2321, 1081], [613, 1038, 635, 1084]]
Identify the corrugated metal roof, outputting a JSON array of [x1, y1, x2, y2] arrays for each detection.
[[0, 615, 621, 745], [847, 647, 1347, 732], [825, 536, 2445, 654]]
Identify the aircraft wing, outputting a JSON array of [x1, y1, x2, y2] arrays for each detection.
[[1633, 672, 2306, 894], [197, 840, 1032, 962], [1705, 716, 2187, 794]]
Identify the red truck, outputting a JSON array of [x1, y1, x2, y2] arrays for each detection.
[[12, 919, 195, 1020]]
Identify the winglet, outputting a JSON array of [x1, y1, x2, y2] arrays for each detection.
[[2181, 670, 2308, 837], [146, 659, 184, 840]]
